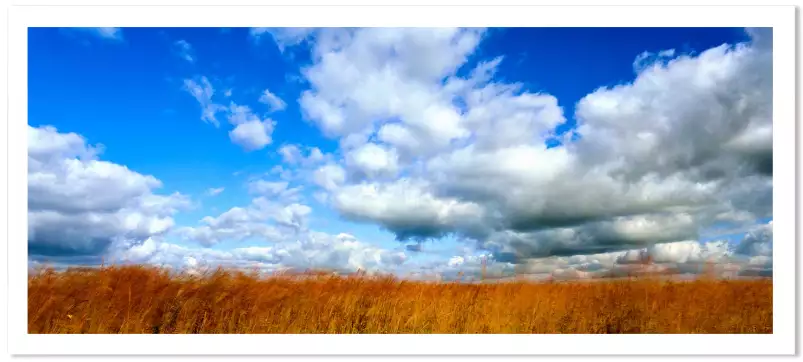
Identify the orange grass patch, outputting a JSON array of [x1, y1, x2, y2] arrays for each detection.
[[28, 265, 772, 334]]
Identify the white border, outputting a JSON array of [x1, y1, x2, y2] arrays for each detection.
[[6, 4, 796, 356]]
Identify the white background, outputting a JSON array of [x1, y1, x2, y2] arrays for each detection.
[[0, 0, 799, 360]]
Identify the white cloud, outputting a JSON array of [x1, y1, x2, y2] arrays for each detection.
[[447, 256, 464, 268], [248, 180, 288, 195], [178, 194, 312, 247], [247, 179, 303, 202], [36, 28, 773, 278], [300, 28, 484, 146], [206, 187, 225, 196], [345, 143, 400, 179], [647, 240, 732, 264], [252, 27, 316, 51], [111, 231, 406, 275], [278, 144, 326, 167], [291, 27, 772, 267], [28, 125, 189, 260], [269, 165, 294, 181], [230, 119, 274, 151], [278, 145, 303, 164], [269, 202, 313, 230], [183, 79, 278, 151], [183, 76, 224, 127], [259, 89, 287, 112], [226, 103, 276, 151], [71, 27, 123, 41], [313, 163, 346, 191], [174, 40, 195, 63]]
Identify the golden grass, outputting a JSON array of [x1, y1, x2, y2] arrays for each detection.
[[28, 265, 772, 334]]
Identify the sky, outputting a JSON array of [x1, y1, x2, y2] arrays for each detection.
[[27, 27, 773, 281]]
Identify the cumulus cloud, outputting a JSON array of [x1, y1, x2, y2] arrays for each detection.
[[332, 179, 485, 241], [230, 119, 274, 151], [345, 143, 400, 179], [35, 28, 773, 280], [226, 103, 276, 151], [285, 27, 772, 266], [28, 125, 189, 261], [313, 163, 346, 191], [300, 28, 484, 145], [183, 77, 277, 151]]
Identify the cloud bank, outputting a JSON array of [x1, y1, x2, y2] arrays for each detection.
[[290, 27, 772, 270], [28, 27, 773, 281]]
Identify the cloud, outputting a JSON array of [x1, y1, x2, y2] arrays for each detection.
[[247, 179, 303, 202], [70, 27, 123, 41], [230, 119, 274, 151], [183, 76, 225, 127], [176, 209, 285, 247], [28, 125, 189, 261], [300, 28, 484, 143], [111, 231, 407, 275], [35, 28, 773, 279], [332, 178, 486, 241], [174, 40, 195, 63], [259, 89, 287, 113], [177, 190, 312, 247], [206, 187, 225, 196], [428, 231, 770, 282], [226, 103, 276, 151], [292, 27, 772, 265], [183, 79, 277, 151], [632, 48, 675, 72], [251, 27, 316, 51], [405, 243, 423, 252], [345, 143, 400, 180], [734, 221, 773, 257], [312, 163, 346, 191], [278, 144, 326, 167], [248, 180, 289, 195]]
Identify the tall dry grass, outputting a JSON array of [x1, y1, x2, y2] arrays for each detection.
[[28, 265, 772, 334]]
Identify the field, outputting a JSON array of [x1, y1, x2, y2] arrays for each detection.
[[28, 265, 772, 334]]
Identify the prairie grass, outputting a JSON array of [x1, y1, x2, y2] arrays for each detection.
[[28, 265, 772, 334]]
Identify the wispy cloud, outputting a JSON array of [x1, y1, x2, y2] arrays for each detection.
[[182, 76, 224, 127], [174, 40, 195, 63], [70, 27, 124, 41], [259, 89, 287, 113], [250, 27, 316, 52], [207, 187, 225, 196]]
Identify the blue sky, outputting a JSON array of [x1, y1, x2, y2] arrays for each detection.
[[27, 27, 772, 279]]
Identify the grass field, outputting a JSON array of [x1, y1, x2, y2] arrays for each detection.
[[28, 265, 772, 334]]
